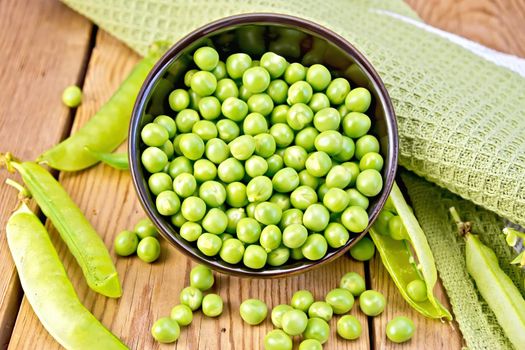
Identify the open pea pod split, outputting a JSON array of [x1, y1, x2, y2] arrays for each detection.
[[370, 182, 452, 320]]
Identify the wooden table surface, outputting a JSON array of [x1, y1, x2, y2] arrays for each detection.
[[0, 1, 524, 349]]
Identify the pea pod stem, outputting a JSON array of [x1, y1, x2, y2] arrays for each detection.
[[84, 148, 129, 170], [1, 153, 121, 298], [37, 43, 167, 171], [450, 207, 525, 349], [6, 199, 128, 350]]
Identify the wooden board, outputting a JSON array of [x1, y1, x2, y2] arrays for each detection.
[[2, 0, 525, 349], [0, 0, 92, 347]]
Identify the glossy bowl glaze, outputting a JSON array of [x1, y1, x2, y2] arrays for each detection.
[[129, 13, 398, 278]]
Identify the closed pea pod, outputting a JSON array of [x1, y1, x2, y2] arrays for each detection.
[[84, 148, 129, 170], [2, 155, 121, 297], [450, 207, 525, 348], [38, 43, 167, 171], [6, 200, 127, 349]]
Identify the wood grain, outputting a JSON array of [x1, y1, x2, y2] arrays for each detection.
[[406, 0, 525, 57], [0, 0, 92, 347]]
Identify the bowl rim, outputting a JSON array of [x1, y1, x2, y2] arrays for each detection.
[[129, 12, 398, 278]]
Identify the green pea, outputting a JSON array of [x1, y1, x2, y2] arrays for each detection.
[[264, 329, 292, 350], [246, 176, 273, 202], [238, 85, 253, 101], [151, 317, 180, 343], [224, 208, 245, 234], [220, 238, 245, 264], [345, 87, 371, 113], [222, 97, 249, 122], [308, 93, 330, 113], [305, 151, 331, 177], [340, 272, 366, 296], [197, 233, 222, 256], [267, 246, 290, 266], [141, 123, 169, 147], [184, 70, 198, 88], [181, 196, 206, 222], [271, 304, 294, 328], [341, 206, 369, 234], [407, 279, 428, 302], [282, 224, 308, 249], [323, 188, 350, 214], [229, 135, 255, 161], [359, 152, 384, 172], [325, 165, 350, 189], [324, 222, 350, 248], [272, 167, 299, 193], [299, 339, 322, 350], [308, 301, 333, 322], [346, 188, 369, 209], [168, 156, 192, 178], [372, 210, 394, 236], [171, 212, 188, 228], [170, 304, 193, 327], [148, 173, 172, 196], [284, 62, 306, 84], [237, 217, 262, 244], [386, 316, 415, 343], [178, 133, 204, 161], [269, 193, 290, 211], [114, 230, 139, 256], [291, 290, 314, 312], [156, 190, 181, 216], [295, 127, 319, 153], [255, 202, 282, 226], [247, 93, 274, 116], [216, 119, 240, 142], [153, 115, 177, 139], [334, 136, 355, 163], [226, 53, 252, 79], [260, 52, 287, 78], [267, 80, 289, 104], [244, 244, 268, 269], [189, 264, 214, 291], [265, 154, 284, 177], [303, 317, 330, 344], [242, 67, 270, 94], [192, 159, 215, 182], [62, 85, 82, 107], [179, 222, 202, 242], [387, 215, 408, 240], [350, 237, 375, 262], [316, 182, 329, 202], [169, 89, 190, 112], [286, 103, 314, 130], [337, 315, 362, 340], [303, 204, 330, 232], [356, 169, 383, 197], [246, 202, 258, 218], [202, 208, 228, 234], [280, 209, 303, 229], [212, 61, 227, 80], [187, 89, 201, 110], [326, 77, 351, 105], [359, 290, 386, 316], [202, 293, 223, 317], [215, 78, 239, 102], [180, 286, 203, 311], [172, 173, 196, 198], [298, 170, 319, 190], [270, 104, 290, 124], [254, 133, 277, 158], [313, 107, 340, 132], [270, 123, 294, 148], [282, 309, 308, 336], [314, 130, 343, 156], [306, 64, 331, 91], [302, 234, 328, 260], [190, 71, 217, 97], [142, 147, 168, 173], [205, 138, 229, 164], [355, 135, 380, 160], [243, 113, 268, 136], [193, 47, 219, 71], [137, 237, 161, 263], [287, 81, 313, 105], [342, 112, 371, 138], [198, 181, 225, 208], [290, 186, 317, 210], [218, 158, 245, 183], [291, 247, 304, 260], [257, 225, 281, 252], [325, 288, 354, 314]]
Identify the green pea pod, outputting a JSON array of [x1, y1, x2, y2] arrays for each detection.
[[6, 200, 128, 350], [451, 208, 525, 348], [85, 148, 129, 170], [3, 156, 121, 298], [370, 182, 452, 320], [37, 43, 167, 171]]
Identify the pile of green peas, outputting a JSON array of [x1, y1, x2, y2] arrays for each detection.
[[113, 218, 161, 263], [237, 271, 414, 349], [151, 264, 224, 343], [373, 202, 428, 303], [140, 45, 385, 269]]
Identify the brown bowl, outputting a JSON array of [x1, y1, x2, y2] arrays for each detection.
[[129, 13, 398, 278]]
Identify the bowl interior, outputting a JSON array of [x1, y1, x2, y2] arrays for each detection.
[[130, 14, 398, 277]]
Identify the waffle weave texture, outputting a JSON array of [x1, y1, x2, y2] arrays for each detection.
[[61, 0, 525, 228]]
